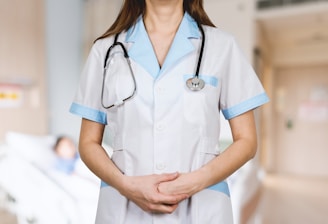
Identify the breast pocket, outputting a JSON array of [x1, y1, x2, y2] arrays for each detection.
[[183, 74, 219, 125]]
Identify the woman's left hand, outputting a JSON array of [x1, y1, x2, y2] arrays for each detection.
[[157, 172, 203, 197]]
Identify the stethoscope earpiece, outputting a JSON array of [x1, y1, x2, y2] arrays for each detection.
[[186, 77, 205, 91]]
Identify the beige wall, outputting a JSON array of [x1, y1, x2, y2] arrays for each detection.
[[83, 0, 121, 58], [254, 22, 275, 171], [256, 3, 328, 176], [205, 0, 256, 61], [0, 0, 47, 140], [273, 65, 328, 177]]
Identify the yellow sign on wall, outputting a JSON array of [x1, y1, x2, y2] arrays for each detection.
[[0, 84, 23, 108]]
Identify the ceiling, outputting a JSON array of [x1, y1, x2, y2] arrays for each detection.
[[256, 2, 328, 67]]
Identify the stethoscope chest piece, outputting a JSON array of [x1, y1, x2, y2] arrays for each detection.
[[186, 77, 205, 91]]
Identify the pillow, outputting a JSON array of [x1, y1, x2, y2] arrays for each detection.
[[5, 131, 57, 169]]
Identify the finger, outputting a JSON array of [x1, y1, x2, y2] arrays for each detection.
[[150, 203, 179, 214], [157, 193, 188, 205], [156, 172, 179, 183]]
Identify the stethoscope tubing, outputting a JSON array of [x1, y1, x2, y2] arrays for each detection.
[[101, 22, 205, 108], [101, 34, 137, 109], [195, 23, 205, 79]]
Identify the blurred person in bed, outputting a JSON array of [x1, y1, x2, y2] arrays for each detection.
[[53, 136, 79, 175]]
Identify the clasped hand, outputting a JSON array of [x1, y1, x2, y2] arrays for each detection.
[[120, 172, 198, 214]]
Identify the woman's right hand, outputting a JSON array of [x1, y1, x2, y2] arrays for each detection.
[[119, 172, 189, 214]]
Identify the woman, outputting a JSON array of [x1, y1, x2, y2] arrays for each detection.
[[53, 136, 78, 174], [70, 0, 269, 223]]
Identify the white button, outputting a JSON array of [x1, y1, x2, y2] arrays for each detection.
[[156, 86, 166, 94], [156, 123, 166, 131], [156, 163, 166, 170]]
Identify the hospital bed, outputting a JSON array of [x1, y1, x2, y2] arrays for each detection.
[[0, 132, 100, 224]]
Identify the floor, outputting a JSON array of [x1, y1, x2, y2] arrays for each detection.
[[254, 173, 328, 224], [0, 174, 327, 224], [0, 208, 17, 224]]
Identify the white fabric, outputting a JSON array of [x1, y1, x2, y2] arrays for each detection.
[[0, 133, 100, 224], [5, 131, 57, 169], [70, 13, 268, 224]]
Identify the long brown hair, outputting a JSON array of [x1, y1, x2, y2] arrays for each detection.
[[95, 0, 215, 41]]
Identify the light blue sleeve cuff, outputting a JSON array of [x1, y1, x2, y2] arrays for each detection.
[[69, 103, 107, 125], [222, 93, 269, 120]]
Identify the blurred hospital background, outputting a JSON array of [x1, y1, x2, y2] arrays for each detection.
[[0, 0, 328, 223]]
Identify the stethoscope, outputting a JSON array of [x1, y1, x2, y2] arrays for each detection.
[[101, 23, 206, 109]]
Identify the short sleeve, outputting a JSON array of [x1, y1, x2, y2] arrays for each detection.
[[219, 37, 269, 120], [69, 42, 108, 124]]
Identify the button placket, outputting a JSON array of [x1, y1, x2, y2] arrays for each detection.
[[153, 83, 169, 173]]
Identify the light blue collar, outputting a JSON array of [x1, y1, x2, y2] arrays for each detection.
[[125, 13, 201, 79]]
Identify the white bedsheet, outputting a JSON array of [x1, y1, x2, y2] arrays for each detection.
[[0, 141, 100, 224]]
